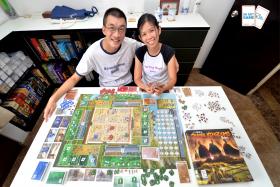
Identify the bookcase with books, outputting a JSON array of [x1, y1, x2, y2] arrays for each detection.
[[0, 32, 53, 131], [23, 30, 87, 86]]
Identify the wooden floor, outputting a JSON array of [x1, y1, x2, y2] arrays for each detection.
[[3, 69, 280, 187], [249, 70, 280, 142]]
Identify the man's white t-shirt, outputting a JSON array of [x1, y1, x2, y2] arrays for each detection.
[[76, 37, 142, 87]]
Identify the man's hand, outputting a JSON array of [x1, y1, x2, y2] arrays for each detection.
[[43, 98, 57, 122]]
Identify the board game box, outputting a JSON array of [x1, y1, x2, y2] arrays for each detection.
[[185, 129, 253, 184]]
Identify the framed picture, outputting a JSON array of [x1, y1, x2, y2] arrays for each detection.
[[160, 0, 180, 15]]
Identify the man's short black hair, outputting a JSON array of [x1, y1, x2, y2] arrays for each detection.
[[103, 7, 127, 26]]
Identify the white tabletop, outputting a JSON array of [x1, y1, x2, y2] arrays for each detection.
[[10, 86, 273, 187], [0, 14, 209, 40]]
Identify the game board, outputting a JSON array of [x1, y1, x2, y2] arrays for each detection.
[[54, 93, 190, 171]]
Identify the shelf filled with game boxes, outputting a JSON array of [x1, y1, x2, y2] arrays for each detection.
[[2, 67, 53, 130], [0, 50, 54, 130], [0, 51, 33, 95], [23, 30, 89, 86]]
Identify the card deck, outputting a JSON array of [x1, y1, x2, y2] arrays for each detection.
[[31, 161, 49, 181], [46, 171, 66, 184]]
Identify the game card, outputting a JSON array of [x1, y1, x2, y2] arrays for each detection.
[[255, 5, 270, 29], [242, 5, 255, 26], [176, 161, 190, 183], [37, 143, 52, 159], [182, 87, 192, 96], [55, 99, 76, 116], [60, 116, 71, 128], [47, 143, 61, 159], [55, 129, 66, 142], [67, 169, 84, 181], [96, 169, 113, 182], [51, 116, 63, 128], [64, 89, 78, 100], [45, 129, 59, 142], [84, 169, 96, 181], [31, 161, 49, 180], [142, 147, 160, 161], [46, 171, 66, 184]]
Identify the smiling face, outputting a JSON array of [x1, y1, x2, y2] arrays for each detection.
[[102, 15, 127, 53], [139, 22, 161, 50]]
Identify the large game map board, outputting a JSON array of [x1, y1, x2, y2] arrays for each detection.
[[54, 93, 189, 172]]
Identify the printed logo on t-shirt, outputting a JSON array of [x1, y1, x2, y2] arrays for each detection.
[[104, 63, 125, 74], [144, 65, 163, 73], [143, 55, 165, 76]]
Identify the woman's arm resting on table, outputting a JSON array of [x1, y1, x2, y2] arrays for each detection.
[[134, 56, 153, 94], [154, 55, 178, 95]]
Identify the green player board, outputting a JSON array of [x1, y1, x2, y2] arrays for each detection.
[[54, 93, 190, 170]]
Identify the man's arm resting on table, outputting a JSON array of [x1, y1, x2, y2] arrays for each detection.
[[43, 73, 82, 122]]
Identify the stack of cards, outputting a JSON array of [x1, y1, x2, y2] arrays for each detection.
[[242, 5, 270, 29], [31, 161, 49, 181], [46, 171, 67, 184]]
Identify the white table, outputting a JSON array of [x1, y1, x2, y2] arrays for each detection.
[[11, 86, 273, 187]]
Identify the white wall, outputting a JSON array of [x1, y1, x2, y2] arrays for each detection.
[[9, 0, 145, 16], [8, 0, 195, 16], [0, 8, 9, 25], [7, 0, 234, 69], [194, 0, 234, 68]]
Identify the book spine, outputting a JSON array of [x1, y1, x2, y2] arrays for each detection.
[[31, 68, 51, 86], [74, 40, 84, 55], [66, 42, 78, 59], [52, 34, 71, 40], [14, 91, 40, 107], [38, 39, 55, 59], [8, 93, 38, 108], [30, 38, 48, 61], [54, 63, 66, 82], [41, 63, 57, 84], [51, 41, 64, 60], [14, 88, 41, 102], [46, 40, 60, 59], [21, 77, 46, 95], [18, 82, 44, 98], [57, 41, 71, 61], [47, 63, 62, 84]]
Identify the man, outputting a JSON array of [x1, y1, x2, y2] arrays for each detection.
[[44, 7, 142, 121]]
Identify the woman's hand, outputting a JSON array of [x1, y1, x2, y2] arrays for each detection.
[[154, 84, 165, 95], [143, 84, 154, 94]]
